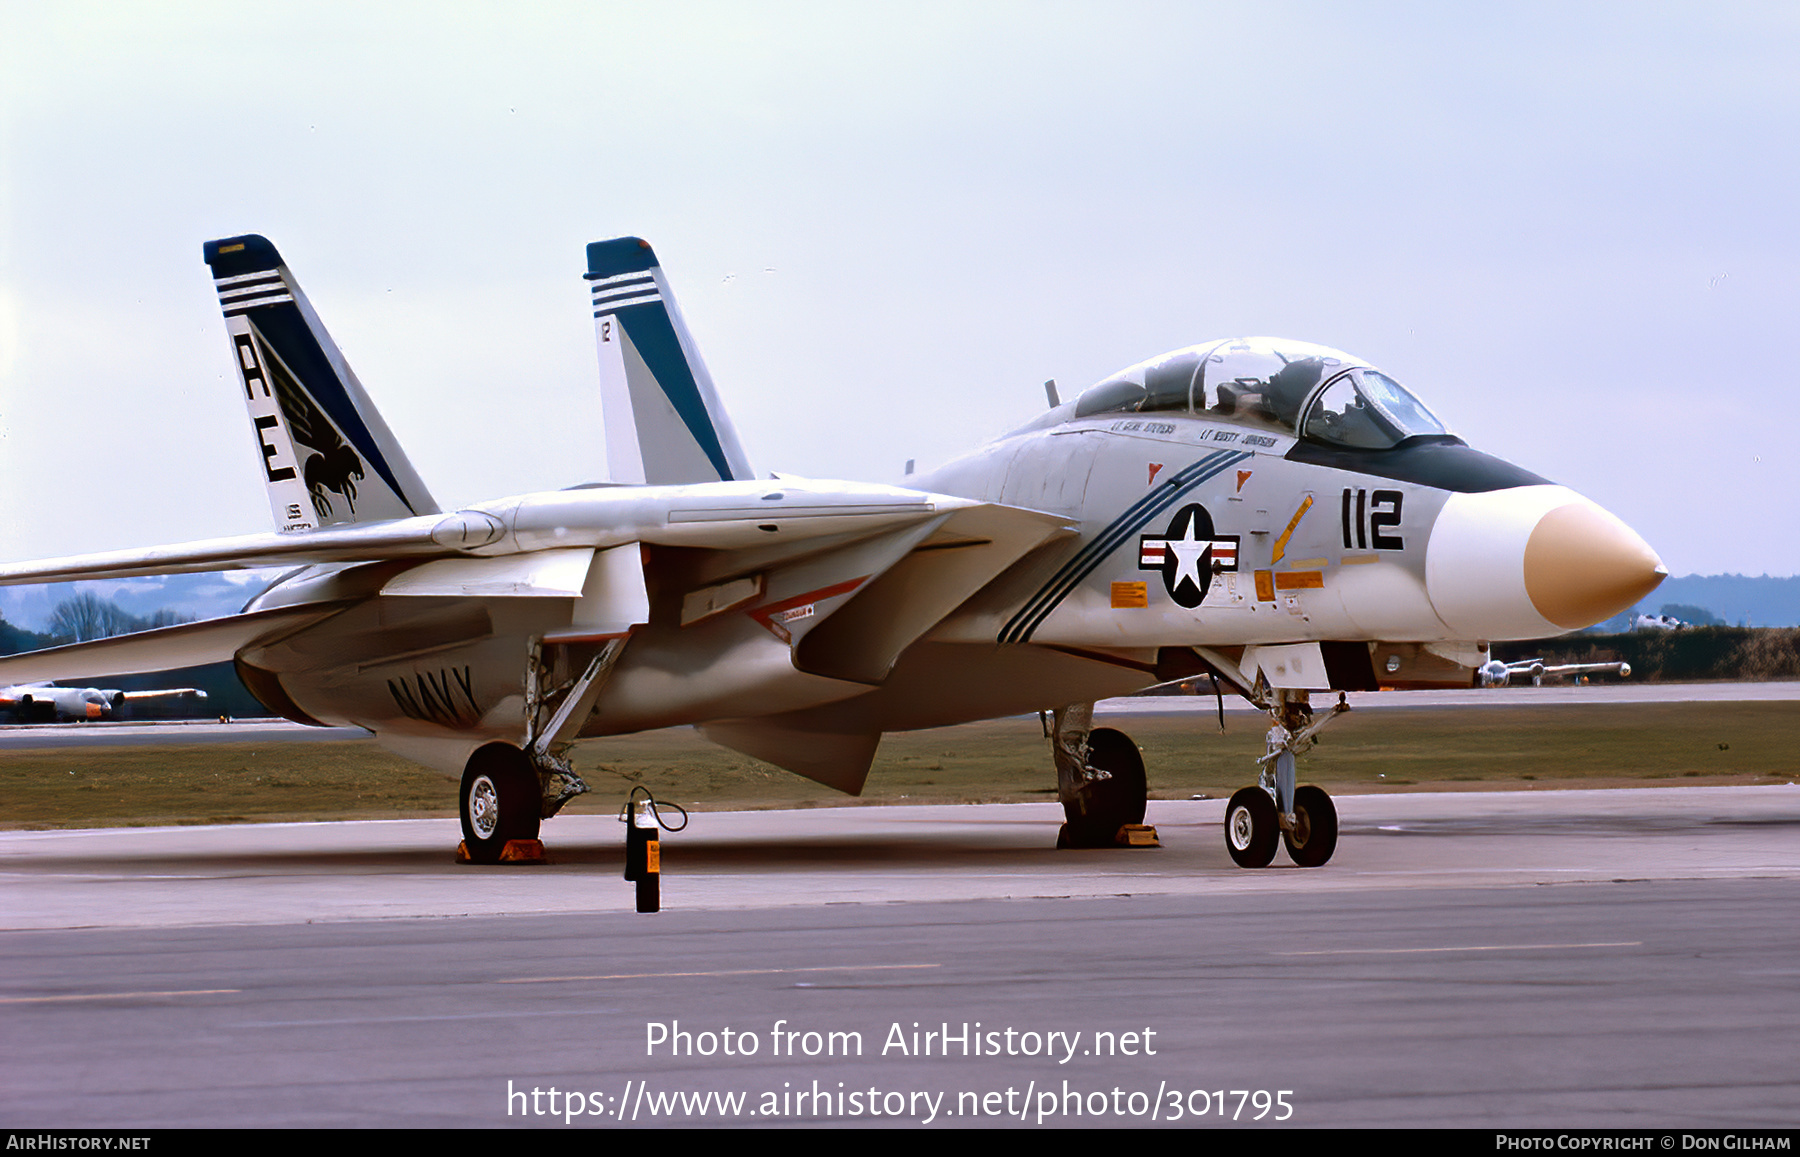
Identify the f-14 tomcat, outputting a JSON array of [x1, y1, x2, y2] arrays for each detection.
[[0, 235, 1666, 866]]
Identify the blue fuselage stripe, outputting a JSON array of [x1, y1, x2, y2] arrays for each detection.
[[998, 449, 1252, 643]]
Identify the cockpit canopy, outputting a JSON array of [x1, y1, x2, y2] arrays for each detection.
[[1072, 337, 1450, 451]]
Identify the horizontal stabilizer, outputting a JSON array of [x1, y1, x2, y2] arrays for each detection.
[[0, 517, 454, 585], [0, 484, 970, 586], [0, 605, 346, 685]]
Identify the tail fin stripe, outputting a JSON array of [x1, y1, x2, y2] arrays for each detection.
[[593, 289, 662, 308], [219, 276, 284, 296], [592, 295, 660, 316], [215, 270, 285, 287], [591, 281, 661, 309], [592, 281, 658, 299], [218, 274, 293, 312], [221, 286, 288, 303], [222, 295, 294, 316], [590, 271, 656, 290]]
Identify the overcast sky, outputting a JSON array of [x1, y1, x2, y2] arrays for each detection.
[[3, 1, 1796, 578]]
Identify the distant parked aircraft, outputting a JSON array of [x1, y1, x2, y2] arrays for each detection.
[[1477, 659, 1630, 688], [0, 682, 207, 722]]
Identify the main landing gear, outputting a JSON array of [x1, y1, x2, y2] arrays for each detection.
[[1047, 704, 1150, 848], [1224, 690, 1346, 868], [459, 742, 541, 862], [457, 636, 629, 865]]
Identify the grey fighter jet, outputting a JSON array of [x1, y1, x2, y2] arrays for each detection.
[[0, 236, 1665, 866], [1477, 659, 1632, 687], [0, 682, 207, 722]]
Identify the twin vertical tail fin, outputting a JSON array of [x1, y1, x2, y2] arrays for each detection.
[[203, 235, 439, 533], [587, 237, 755, 485]]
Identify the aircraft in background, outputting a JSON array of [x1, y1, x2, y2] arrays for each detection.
[[0, 682, 207, 722], [0, 234, 1665, 866], [1476, 659, 1631, 688]]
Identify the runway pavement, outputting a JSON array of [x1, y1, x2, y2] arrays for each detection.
[[4, 784, 1799, 1128], [5, 786, 1800, 929], [0, 717, 371, 749]]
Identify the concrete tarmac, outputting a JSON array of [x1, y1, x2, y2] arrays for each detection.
[[4, 784, 1799, 1128], [4, 786, 1800, 929]]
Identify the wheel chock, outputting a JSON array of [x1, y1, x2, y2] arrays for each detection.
[[454, 839, 546, 864], [1116, 824, 1160, 848], [1056, 822, 1161, 849]]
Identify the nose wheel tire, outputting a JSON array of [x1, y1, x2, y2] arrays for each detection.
[[459, 743, 540, 864], [1283, 784, 1338, 867], [1225, 786, 1279, 868]]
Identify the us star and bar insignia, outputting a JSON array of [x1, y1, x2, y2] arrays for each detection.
[[1137, 503, 1240, 608]]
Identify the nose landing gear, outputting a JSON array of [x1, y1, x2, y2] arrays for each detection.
[[1224, 690, 1347, 868]]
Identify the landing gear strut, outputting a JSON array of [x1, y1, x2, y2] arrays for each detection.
[[458, 635, 630, 865], [1224, 689, 1347, 868], [1048, 704, 1148, 848]]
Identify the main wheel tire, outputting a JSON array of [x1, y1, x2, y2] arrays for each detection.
[[1283, 784, 1338, 867], [459, 743, 540, 864], [1060, 727, 1148, 847], [1225, 786, 1279, 868]]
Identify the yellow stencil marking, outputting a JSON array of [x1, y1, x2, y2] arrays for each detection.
[[1270, 495, 1313, 566], [1111, 581, 1148, 608]]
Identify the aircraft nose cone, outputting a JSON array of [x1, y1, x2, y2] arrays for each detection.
[[1425, 484, 1665, 640], [1523, 501, 1666, 630]]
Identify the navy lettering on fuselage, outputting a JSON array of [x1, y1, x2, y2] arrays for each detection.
[[387, 666, 480, 727]]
